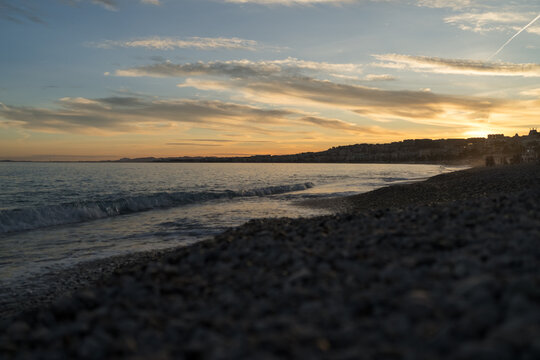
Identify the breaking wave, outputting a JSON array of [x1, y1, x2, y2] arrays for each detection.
[[0, 182, 314, 234]]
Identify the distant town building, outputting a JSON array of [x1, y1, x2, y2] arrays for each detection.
[[522, 149, 538, 163], [122, 128, 540, 165]]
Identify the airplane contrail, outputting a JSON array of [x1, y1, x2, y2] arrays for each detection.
[[489, 13, 540, 60]]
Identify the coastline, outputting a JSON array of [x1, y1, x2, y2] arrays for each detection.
[[0, 243, 205, 318], [300, 162, 540, 213], [2, 163, 539, 359]]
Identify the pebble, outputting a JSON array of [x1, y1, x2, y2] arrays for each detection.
[[0, 164, 539, 359]]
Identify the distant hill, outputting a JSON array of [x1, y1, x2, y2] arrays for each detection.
[[117, 133, 540, 165]]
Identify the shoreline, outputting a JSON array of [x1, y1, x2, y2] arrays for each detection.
[[0, 159, 479, 166], [0, 163, 456, 317], [0, 243, 205, 318], [2, 163, 539, 358], [299, 163, 538, 213]]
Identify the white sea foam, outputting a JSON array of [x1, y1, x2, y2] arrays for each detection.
[[0, 182, 314, 234]]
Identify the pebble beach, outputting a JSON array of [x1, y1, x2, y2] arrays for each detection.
[[1, 163, 539, 359]]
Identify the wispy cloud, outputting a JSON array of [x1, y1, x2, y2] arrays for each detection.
[[166, 142, 224, 147], [90, 36, 258, 51], [111, 55, 540, 130], [364, 74, 396, 81], [373, 54, 540, 77], [173, 68, 539, 132], [234, 76, 500, 122], [520, 88, 540, 97], [299, 116, 377, 132], [444, 11, 540, 36], [0, 0, 43, 23], [116, 60, 280, 78], [223, 0, 475, 5], [91, 0, 117, 11], [68, 0, 161, 11], [2, 80, 537, 141], [0, 0, 129, 23], [223, 0, 356, 5], [415, 0, 474, 10], [168, 139, 272, 143], [0, 98, 279, 134], [0, 97, 378, 136], [527, 26, 540, 35], [444, 12, 532, 33], [114, 58, 363, 79]]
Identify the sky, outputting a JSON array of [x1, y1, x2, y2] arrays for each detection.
[[0, 0, 539, 160]]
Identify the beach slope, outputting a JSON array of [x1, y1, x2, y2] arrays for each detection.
[[1, 163, 539, 359]]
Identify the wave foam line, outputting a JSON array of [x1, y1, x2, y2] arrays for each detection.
[[0, 182, 314, 234]]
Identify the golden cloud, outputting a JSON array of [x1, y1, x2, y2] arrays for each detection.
[[373, 54, 540, 77], [0, 97, 382, 136]]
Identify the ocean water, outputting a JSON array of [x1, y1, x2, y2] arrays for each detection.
[[0, 162, 463, 292]]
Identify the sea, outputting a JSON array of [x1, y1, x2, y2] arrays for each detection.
[[0, 162, 464, 299]]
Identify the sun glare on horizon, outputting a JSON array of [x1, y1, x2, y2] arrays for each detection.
[[463, 129, 494, 138], [0, 0, 539, 160]]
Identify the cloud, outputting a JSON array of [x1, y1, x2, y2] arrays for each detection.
[[527, 25, 540, 35], [90, 37, 258, 51], [117, 60, 279, 78], [1, 0, 163, 23], [520, 88, 540, 97], [223, 0, 356, 4], [373, 54, 540, 77], [176, 70, 539, 131], [299, 116, 378, 133], [415, 0, 474, 10], [106, 50, 540, 135], [254, 76, 540, 132], [115, 58, 363, 79], [165, 138, 274, 146], [165, 139, 276, 149], [4, 154, 117, 161], [166, 143, 224, 147], [444, 11, 536, 33], [239, 76, 499, 121], [224, 0, 485, 9], [0, 0, 43, 23], [2, 77, 538, 139], [1, 0, 133, 23], [112, 56, 540, 130], [364, 74, 396, 81], [0, 97, 377, 136], [170, 139, 236, 143], [0, 98, 278, 134], [177, 78, 233, 91], [91, 0, 117, 11]]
